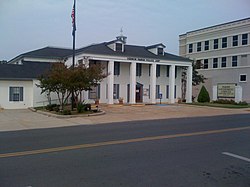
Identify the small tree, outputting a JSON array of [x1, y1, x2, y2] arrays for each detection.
[[38, 63, 71, 110], [37, 62, 107, 110], [69, 63, 107, 105], [197, 85, 210, 103], [181, 61, 206, 101]]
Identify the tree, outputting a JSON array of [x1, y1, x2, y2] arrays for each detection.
[[197, 85, 210, 103], [38, 63, 71, 110], [192, 61, 206, 86], [37, 62, 107, 110], [68, 63, 107, 105], [181, 61, 206, 101]]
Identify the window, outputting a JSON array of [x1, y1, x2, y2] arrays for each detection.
[[158, 48, 164, 55], [113, 84, 120, 99], [148, 85, 150, 99], [197, 42, 201, 52], [156, 65, 160, 77], [204, 59, 208, 69], [221, 57, 227, 68], [232, 35, 238, 46], [214, 39, 218, 49], [116, 43, 122, 52], [242, 33, 248, 45], [89, 84, 100, 99], [213, 58, 218, 68], [239, 74, 247, 82], [156, 85, 160, 99], [136, 63, 142, 76], [165, 85, 176, 98], [78, 59, 83, 64], [188, 44, 193, 53], [166, 85, 169, 98], [9, 87, 23, 101], [114, 62, 120, 75], [149, 65, 151, 76], [241, 54, 248, 66], [166, 66, 169, 77], [232, 56, 237, 67], [204, 40, 209, 51], [222, 37, 227, 48], [196, 60, 202, 69]]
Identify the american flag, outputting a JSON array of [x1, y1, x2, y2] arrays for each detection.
[[71, 0, 76, 35]]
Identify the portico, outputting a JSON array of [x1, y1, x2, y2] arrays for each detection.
[[79, 55, 192, 105]]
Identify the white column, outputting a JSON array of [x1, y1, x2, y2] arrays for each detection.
[[212, 85, 217, 101], [130, 62, 136, 104], [235, 85, 242, 103], [186, 65, 193, 103], [108, 60, 114, 104], [169, 65, 175, 103], [150, 63, 156, 104]]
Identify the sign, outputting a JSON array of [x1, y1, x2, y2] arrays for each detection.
[[217, 83, 235, 98], [143, 88, 149, 96], [127, 57, 160, 63]]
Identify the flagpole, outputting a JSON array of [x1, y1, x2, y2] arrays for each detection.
[[72, 0, 76, 68], [71, 0, 76, 110]]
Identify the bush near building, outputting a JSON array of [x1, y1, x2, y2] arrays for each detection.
[[213, 99, 248, 105], [197, 86, 210, 103]]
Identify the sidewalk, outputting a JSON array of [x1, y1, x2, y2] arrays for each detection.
[[0, 104, 249, 132]]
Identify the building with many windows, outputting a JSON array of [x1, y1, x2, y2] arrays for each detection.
[[179, 17, 250, 102], [0, 35, 192, 109]]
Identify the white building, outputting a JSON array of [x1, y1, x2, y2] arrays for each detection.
[[0, 36, 192, 109], [179, 17, 250, 102]]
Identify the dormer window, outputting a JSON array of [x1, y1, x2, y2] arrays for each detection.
[[146, 43, 166, 55], [158, 48, 164, 55], [116, 43, 123, 52]]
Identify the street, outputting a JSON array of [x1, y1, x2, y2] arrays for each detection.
[[0, 114, 250, 187]]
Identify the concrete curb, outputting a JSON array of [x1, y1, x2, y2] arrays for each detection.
[[29, 108, 106, 119], [179, 103, 250, 111]]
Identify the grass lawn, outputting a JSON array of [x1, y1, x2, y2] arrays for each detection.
[[186, 102, 250, 109]]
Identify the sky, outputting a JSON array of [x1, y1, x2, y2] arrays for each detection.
[[0, 0, 250, 61]]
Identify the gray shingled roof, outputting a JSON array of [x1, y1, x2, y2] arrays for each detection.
[[9, 42, 191, 63], [8, 47, 72, 63], [0, 61, 51, 80], [22, 47, 72, 58], [76, 42, 191, 62]]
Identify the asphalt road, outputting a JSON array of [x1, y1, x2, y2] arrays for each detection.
[[0, 114, 250, 187]]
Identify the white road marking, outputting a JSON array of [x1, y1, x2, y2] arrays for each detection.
[[222, 152, 250, 162]]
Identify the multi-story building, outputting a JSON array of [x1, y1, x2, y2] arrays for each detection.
[[179, 17, 250, 102]]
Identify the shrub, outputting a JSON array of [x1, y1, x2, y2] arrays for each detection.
[[46, 104, 58, 111], [53, 106, 60, 112], [77, 103, 85, 113], [197, 86, 210, 103], [213, 99, 236, 104], [77, 103, 91, 113], [238, 101, 248, 106], [62, 109, 71, 115], [213, 99, 248, 106]]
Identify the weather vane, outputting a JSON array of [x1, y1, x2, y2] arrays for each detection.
[[120, 27, 123, 36]]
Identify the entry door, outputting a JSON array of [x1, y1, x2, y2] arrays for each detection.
[[136, 84, 143, 103]]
